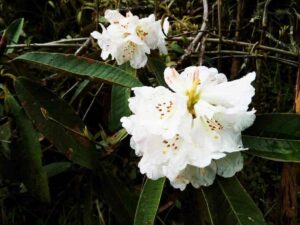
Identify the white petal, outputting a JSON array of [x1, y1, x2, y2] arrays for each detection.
[[190, 163, 217, 188], [215, 152, 243, 177], [126, 86, 192, 139], [100, 49, 110, 60], [218, 129, 246, 153], [164, 67, 199, 94], [104, 10, 125, 24], [158, 43, 168, 55], [169, 163, 217, 190], [139, 160, 164, 180], [162, 17, 169, 35], [194, 100, 223, 119], [214, 109, 256, 132], [164, 67, 185, 93], [202, 72, 256, 110], [130, 51, 148, 69], [91, 31, 101, 39]]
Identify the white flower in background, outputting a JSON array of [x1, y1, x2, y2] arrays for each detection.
[[121, 66, 256, 190], [137, 14, 169, 54], [91, 9, 169, 69]]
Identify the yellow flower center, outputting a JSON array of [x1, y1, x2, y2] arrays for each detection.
[[136, 26, 148, 40], [186, 79, 201, 117]]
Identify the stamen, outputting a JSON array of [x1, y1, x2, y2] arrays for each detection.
[[161, 134, 181, 153], [186, 79, 201, 117], [155, 100, 175, 120], [201, 116, 223, 140]]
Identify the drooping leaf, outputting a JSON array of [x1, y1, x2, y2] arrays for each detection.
[[82, 177, 94, 225], [243, 113, 300, 162], [243, 136, 300, 162], [4, 18, 24, 54], [15, 77, 136, 223], [147, 56, 167, 86], [200, 176, 267, 225], [44, 162, 72, 178], [181, 186, 214, 225], [0, 121, 11, 158], [70, 79, 90, 104], [5, 94, 50, 202], [14, 77, 102, 170], [134, 178, 165, 225], [97, 169, 138, 225], [244, 113, 300, 139], [109, 63, 135, 131], [14, 52, 142, 88]]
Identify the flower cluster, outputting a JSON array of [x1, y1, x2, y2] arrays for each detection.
[[121, 66, 256, 190], [91, 10, 169, 69]]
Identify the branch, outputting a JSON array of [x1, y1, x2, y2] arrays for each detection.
[[177, 0, 208, 65], [205, 38, 298, 57], [217, 0, 222, 68], [6, 37, 88, 49], [202, 50, 298, 67], [6, 43, 82, 48]]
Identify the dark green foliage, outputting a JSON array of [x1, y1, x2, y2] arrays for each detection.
[[0, 0, 299, 224], [5, 94, 50, 202], [15, 52, 142, 88], [134, 178, 165, 225], [200, 177, 267, 225], [244, 114, 300, 161]]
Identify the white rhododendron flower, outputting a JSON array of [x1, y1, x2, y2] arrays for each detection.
[[121, 66, 256, 190], [91, 10, 169, 69]]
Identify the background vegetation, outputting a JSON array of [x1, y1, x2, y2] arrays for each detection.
[[0, 0, 299, 224]]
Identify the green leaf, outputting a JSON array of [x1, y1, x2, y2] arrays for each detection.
[[5, 94, 50, 202], [97, 169, 138, 225], [4, 18, 24, 54], [109, 63, 135, 132], [44, 162, 72, 178], [147, 57, 167, 86], [243, 136, 300, 162], [0, 121, 11, 159], [170, 42, 184, 54], [15, 77, 102, 170], [134, 178, 165, 225], [70, 79, 90, 104], [244, 113, 300, 139], [15, 77, 137, 223], [14, 52, 142, 88], [200, 176, 267, 225], [243, 113, 300, 162]]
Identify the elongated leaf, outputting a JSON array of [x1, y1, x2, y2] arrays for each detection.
[[15, 77, 101, 169], [15, 77, 136, 223], [244, 113, 300, 139], [243, 136, 300, 162], [147, 57, 167, 86], [97, 169, 138, 225], [200, 176, 267, 225], [109, 86, 131, 131], [70, 79, 90, 104], [181, 186, 214, 225], [0, 121, 11, 158], [82, 177, 93, 225], [109, 63, 135, 131], [44, 162, 72, 178], [243, 113, 300, 161], [134, 178, 165, 225], [5, 94, 50, 202], [4, 18, 24, 54], [14, 52, 142, 88]]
